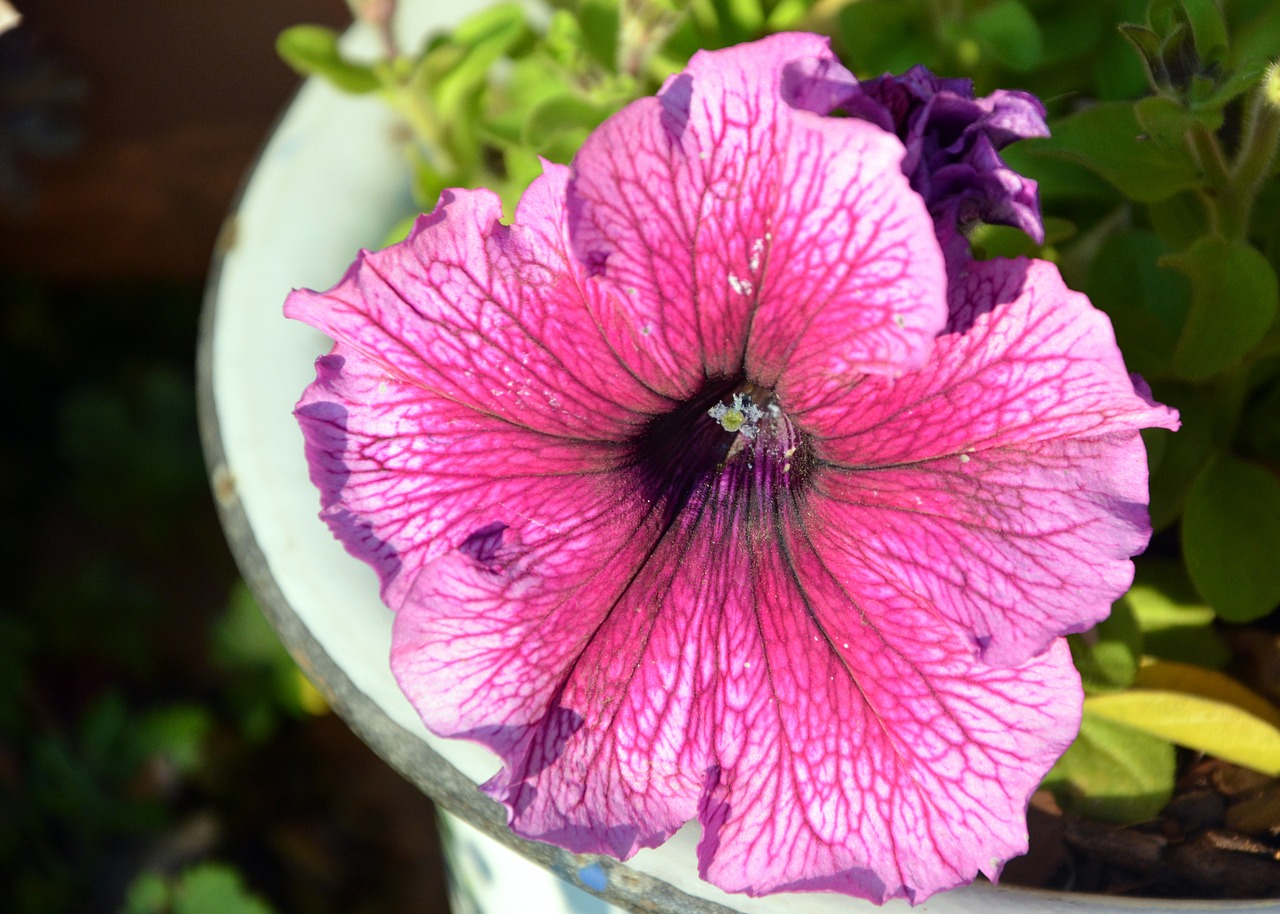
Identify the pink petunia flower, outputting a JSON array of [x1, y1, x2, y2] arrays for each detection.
[[287, 33, 1177, 904]]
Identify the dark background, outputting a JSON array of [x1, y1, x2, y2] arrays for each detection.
[[1, 2, 451, 911]]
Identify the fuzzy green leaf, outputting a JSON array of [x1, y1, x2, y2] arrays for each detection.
[[276, 26, 380, 94], [1044, 711, 1176, 824], [1178, 0, 1229, 64], [1135, 94, 1221, 149]]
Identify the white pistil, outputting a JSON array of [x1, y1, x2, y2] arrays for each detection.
[[709, 393, 763, 438]]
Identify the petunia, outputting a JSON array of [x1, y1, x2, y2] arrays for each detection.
[[288, 33, 1177, 904]]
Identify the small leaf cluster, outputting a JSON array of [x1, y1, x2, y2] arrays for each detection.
[[120, 863, 277, 914], [278, 0, 1280, 826], [280, 0, 808, 227]]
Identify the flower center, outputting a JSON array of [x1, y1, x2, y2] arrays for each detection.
[[708, 392, 763, 437], [627, 377, 814, 527]]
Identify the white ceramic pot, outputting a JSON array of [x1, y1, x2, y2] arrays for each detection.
[[198, 4, 1280, 912]]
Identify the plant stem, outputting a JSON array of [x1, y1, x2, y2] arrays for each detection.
[[386, 85, 458, 176], [1187, 121, 1231, 190], [1218, 78, 1280, 242]]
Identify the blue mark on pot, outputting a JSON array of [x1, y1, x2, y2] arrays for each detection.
[[578, 862, 607, 893]]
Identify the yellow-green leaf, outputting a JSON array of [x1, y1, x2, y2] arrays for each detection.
[[1133, 660, 1280, 729], [1085, 690, 1280, 775]]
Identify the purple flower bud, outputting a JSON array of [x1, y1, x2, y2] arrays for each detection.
[[855, 65, 1049, 252]]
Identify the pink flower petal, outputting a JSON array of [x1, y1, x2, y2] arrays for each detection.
[[288, 167, 675, 605], [390, 461, 1080, 902], [569, 32, 947, 405], [793, 259, 1178, 663], [699, 517, 1080, 901], [393, 510, 716, 858]]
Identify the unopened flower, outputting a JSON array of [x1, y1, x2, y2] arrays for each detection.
[[288, 33, 1176, 904], [785, 57, 1048, 260]]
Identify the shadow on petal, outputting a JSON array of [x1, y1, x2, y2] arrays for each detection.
[[295, 382, 404, 594]]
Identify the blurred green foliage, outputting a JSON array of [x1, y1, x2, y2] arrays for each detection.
[[120, 863, 278, 914], [0, 277, 320, 912]]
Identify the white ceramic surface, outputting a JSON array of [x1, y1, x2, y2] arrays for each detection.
[[199, 4, 1280, 912]]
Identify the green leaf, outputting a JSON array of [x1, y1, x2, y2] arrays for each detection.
[[1086, 229, 1189, 378], [1178, 0, 1229, 64], [136, 705, 213, 775], [717, 0, 766, 37], [1135, 94, 1221, 149], [1182, 453, 1280, 622], [429, 4, 530, 127], [1146, 189, 1211, 249], [1191, 62, 1265, 110], [969, 224, 1043, 260], [1163, 235, 1279, 380], [276, 26, 380, 94], [1119, 23, 1163, 69], [578, 0, 620, 71], [118, 872, 168, 914], [382, 214, 418, 247], [482, 55, 567, 147], [523, 93, 612, 152], [1086, 689, 1280, 775], [1044, 711, 1176, 824], [1036, 4, 1108, 68], [212, 582, 311, 739], [835, 0, 934, 77], [1144, 381, 1219, 530], [1000, 141, 1116, 201], [1122, 559, 1229, 667], [967, 0, 1044, 72], [452, 1, 529, 46], [1096, 1, 1156, 100], [1069, 597, 1143, 693], [1233, 0, 1280, 73], [1020, 101, 1201, 203], [765, 0, 811, 31], [173, 864, 276, 914], [1241, 371, 1280, 461], [502, 146, 547, 200], [411, 154, 448, 212]]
